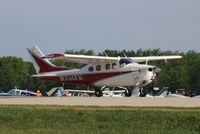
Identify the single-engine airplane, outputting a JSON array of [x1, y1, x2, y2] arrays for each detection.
[[27, 46, 182, 97]]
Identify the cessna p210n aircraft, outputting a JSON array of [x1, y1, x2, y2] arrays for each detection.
[[27, 46, 182, 97]]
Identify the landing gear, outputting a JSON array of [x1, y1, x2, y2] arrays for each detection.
[[124, 88, 133, 97], [139, 87, 146, 97]]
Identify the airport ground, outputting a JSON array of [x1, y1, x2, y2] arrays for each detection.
[[0, 97, 200, 107]]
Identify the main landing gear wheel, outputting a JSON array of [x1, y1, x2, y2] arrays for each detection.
[[139, 87, 146, 97], [124, 89, 133, 97], [95, 89, 103, 97]]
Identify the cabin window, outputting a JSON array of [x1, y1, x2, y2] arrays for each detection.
[[88, 66, 94, 72], [96, 65, 101, 71], [112, 63, 117, 69], [105, 64, 110, 70]]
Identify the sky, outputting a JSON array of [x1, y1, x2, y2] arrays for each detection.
[[0, 0, 200, 61]]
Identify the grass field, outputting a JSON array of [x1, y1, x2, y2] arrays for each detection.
[[0, 105, 199, 134]]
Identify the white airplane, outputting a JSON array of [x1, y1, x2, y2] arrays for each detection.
[[27, 46, 182, 97]]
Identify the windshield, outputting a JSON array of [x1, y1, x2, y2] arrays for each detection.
[[119, 58, 134, 65]]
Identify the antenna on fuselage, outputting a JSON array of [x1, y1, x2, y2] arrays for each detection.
[[123, 52, 127, 58], [104, 51, 108, 57]]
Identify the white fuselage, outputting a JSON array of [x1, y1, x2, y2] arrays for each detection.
[[48, 62, 156, 87]]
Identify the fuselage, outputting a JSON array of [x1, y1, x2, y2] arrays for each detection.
[[40, 62, 156, 87]]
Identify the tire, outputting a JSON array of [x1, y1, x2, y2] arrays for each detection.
[[95, 89, 103, 97], [124, 89, 132, 97], [139, 88, 146, 97]]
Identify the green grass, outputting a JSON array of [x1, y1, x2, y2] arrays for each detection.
[[0, 106, 199, 134]]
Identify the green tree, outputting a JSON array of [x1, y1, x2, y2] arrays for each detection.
[[0, 57, 29, 91]]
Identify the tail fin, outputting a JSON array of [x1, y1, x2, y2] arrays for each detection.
[[47, 87, 65, 96], [27, 46, 69, 73]]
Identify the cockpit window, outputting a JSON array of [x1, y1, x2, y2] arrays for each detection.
[[119, 58, 134, 66]]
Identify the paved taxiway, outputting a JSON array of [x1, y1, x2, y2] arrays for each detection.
[[0, 97, 199, 107]]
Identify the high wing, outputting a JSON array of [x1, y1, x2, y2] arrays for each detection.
[[43, 53, 182, 64], [43, 53, 120, 64], [130, 55, 182, 63]]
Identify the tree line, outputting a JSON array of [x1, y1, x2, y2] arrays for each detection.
[[0, 49, 200, 94]]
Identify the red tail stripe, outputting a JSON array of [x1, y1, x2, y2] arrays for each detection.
[[31, 53, 69, 73]]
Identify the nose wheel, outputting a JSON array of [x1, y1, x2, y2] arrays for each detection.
[[139, 87, 146, 97]]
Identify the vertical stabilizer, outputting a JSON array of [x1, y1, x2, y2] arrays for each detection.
[[27, 45, 68, 73]]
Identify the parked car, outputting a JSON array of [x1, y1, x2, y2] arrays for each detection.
[[0, 89, 36, 96]]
